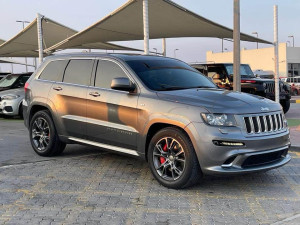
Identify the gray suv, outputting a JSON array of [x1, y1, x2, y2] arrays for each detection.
[[24, 54, 291, 189]]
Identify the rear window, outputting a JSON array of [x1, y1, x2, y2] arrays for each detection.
[[39, 60, 69, 82], [63, 60, 94, 86]]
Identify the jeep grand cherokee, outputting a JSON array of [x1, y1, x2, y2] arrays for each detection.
[[23, 54, 291, 189]]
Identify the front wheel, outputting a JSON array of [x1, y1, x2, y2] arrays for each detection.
[[29, 110, 66, 156], [148, 127, 202, 189], [281, 99, 290, 114]]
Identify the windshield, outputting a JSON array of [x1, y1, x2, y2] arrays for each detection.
[[0, 75, 19, 88], [126, 59, 216, 91], [225, 64, 255, 78]]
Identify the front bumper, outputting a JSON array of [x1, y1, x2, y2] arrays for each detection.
[[185, 122, 291, 175], [0, 99, 21, 116]]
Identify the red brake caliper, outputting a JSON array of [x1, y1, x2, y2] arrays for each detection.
[[160, 144, 168, 164]]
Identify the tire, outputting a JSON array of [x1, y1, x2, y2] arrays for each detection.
[[29, 110, 66, 156], [281, 99, 290, 114], [147, 127, 202, 189]]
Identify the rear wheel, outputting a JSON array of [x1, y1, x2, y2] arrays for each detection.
[[29, 110, 66, 156], [148, 127, 202, 189]]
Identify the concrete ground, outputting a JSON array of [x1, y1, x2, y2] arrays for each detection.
[[0, 103, 299, 224]]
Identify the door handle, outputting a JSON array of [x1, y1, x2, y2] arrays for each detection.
[[89, 92, 101, 97], [53, 86, 63, 91]]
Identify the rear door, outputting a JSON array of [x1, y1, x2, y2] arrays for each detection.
[[86, 59, 139, 153], [49, 59, 95, 139]]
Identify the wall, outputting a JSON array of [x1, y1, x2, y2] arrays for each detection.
[[206, 43, 289, 77]]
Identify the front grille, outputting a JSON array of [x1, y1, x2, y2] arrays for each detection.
[[243, 112, 285, 134], [242, 149, 287, 168], [265, 82, 275, 93], [265, 82, 283, 93]]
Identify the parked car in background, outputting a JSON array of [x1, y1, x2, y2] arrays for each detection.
[[23, 54, 291, 189], [0, 72, 10, 81], [0, 88, 24, 117], [281, 76, 300, 96], [191, 63, 291, 113], [0, 73, 32, 92]]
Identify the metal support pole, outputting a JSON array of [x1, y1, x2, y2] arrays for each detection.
[[222, 38, 224, 53], [143, 0, 149, 55], [233, 0, 241, 92], [37, 13, 44, 64], [274, 5, 279, 103], [162, 38, 166, 57]]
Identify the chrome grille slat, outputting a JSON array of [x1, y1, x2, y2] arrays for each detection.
[[256, 116, 262, 133], [269, 115, 273, 132], [263, 116, 268, 132], [243, 112, 285, 135], [274, 114, 278, 131], [249, 117, 255, 134]]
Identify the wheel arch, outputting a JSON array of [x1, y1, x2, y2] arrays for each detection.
[[144, 122, 193, 162]]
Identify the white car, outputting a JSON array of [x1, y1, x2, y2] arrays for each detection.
[[0, 88, 24, 117]]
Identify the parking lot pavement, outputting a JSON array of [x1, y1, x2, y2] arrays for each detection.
[[0, 120, 300, 224]]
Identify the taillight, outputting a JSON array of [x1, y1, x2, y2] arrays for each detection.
[[241, 80, 256, 84], [24, 82, 29, 93]]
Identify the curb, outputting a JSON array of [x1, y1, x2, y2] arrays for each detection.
[[290, 145, 300, 152], [291, 99, 300, 103]]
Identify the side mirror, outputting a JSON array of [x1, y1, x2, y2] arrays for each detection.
[[111, 77, 136, 92]]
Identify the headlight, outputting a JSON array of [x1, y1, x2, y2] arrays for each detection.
[[1, 94, 20, 100], [263, 83, 267, 88], [201, 113, 236, 126]]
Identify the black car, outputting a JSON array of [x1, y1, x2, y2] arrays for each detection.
[[191, 63, 291, 113], [0, 73, 32, 92]]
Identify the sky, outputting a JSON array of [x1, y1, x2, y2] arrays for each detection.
[[0, 0, 299, 73]]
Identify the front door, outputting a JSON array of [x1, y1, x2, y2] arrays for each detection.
[[86, 59, 139, 152]]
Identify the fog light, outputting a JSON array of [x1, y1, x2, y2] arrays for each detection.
[[213, 140, 245, 146]]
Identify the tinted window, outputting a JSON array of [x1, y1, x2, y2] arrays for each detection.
[[95, 60, 127, 89], [63, 60, 93, 86], [127, 59, 215, 91], [39, 60, 68, 82], [13, 76, 30, 87]]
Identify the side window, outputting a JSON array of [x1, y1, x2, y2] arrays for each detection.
[[287, 78, 291, 83], [95, 60, 127, 89], [39, 60, 68, 82], [63, 60, 94, 86], [14, 76, 30, 87]]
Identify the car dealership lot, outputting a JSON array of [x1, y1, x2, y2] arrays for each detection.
[[0, 117, 299, 224]]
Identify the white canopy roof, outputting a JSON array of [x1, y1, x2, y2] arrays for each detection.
[[0, 39, 5, 45], [0, 17, 139, 57], [46, 0, 272, 52]]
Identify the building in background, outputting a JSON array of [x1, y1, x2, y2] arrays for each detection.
[[206, 43, 300, 78]]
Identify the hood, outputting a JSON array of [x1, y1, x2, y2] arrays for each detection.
[[156, 88, 281, 114], [0, 88, 24, 97]]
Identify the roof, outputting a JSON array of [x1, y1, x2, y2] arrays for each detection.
[[46, 0, 272, 52], [0, 17, 139, 57], [0, 39, 5, 45], [0, 17, 77, 57]]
